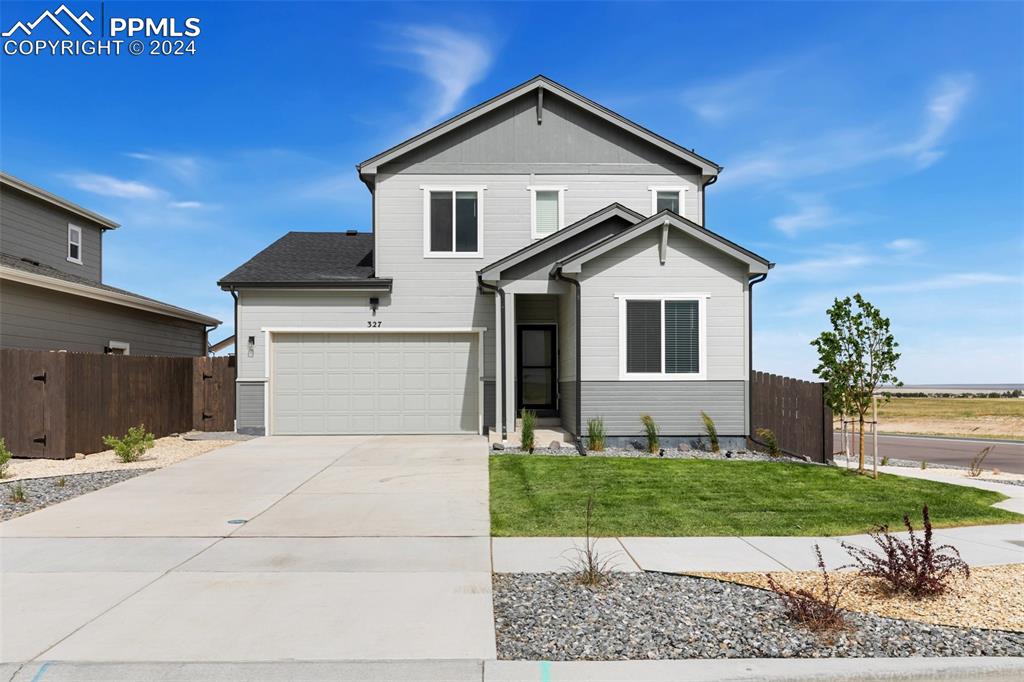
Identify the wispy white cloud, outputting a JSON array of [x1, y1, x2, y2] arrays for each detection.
[[865, 272, 1020, 294], [383, 25, 493, 126], [886, 238, 924, 253], [772, 251, 875, 280], [125, 151, 202, 183], [721, 72, 974, 189], [61, 172, 163, 200], [772, 196, 849, 237], [681, 66, 787, 124], [294, 172, 366, 204], [169, 200, 206, 209]]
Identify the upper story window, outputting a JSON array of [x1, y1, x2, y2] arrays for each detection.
[[67, 224, 83, 264], [422, 186, 484, 258], [618, 294, 707, 380], [649, 186, 688, 217], [529, 186, 566, 239]]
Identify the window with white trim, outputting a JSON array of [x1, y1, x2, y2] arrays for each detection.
[[529, 186, 566, 239], [619, 295, 706, 379], [423, 187, 484, 257], [649, 187, 687, 217], [67, 224, 83, 264]]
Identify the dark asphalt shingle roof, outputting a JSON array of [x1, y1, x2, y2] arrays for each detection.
[[218, 231, 383, 287], [0, 252, 219, 323]]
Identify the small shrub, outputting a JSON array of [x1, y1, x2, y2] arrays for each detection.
[[568, 494, 615, 587], [587, 417, 606, 452], [755, 427, 780, 457], [9, 482, 26, 503], [701, 411, 719, 452], [766, 545, 847, 632], [967, 445, 994, 478], [55, 476, 67, 488], [0, 437, 12, 479], [102, 424, 155, 463], [519, 409, 536, 454], [920, 460, 928, 470], [640, 414, 659, 454], [880, 456, 890, 466], [841, 505, 969, 598]]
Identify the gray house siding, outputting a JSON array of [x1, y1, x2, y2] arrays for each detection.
[[236, 381, 265, 435], [0, 279, 205, 356], [581, 381, 747, 437], [1, 185, 104, 282]]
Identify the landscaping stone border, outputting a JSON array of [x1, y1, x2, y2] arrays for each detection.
[[0, 469, 154, 521]]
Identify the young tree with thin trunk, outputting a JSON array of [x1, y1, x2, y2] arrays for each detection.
[[811, 294, 901, 475]]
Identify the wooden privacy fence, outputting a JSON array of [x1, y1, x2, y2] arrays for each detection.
[[0, 349, 235, 459], [750, 371, 832, 463]]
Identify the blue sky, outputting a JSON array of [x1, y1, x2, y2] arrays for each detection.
[[2, 1, 1022, 383]]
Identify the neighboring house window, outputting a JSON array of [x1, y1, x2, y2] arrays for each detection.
[[649, 187, 688, 217], [529, 186, 566, 239], [106, 341, 130, 355], [422, 186, 485, 257], [618, 295, 707, 380], [67, 224, 83, 264]]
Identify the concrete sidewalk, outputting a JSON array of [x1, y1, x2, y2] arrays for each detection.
[[6, 657, 1024, 682]]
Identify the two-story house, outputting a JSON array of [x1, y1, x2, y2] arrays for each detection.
[[219, 76, 772, 445], [0, 172, 220, 356]]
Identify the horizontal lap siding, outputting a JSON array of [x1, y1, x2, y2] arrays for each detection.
[[236, 381, 265, 433], [0, 280, 205, 356], [582, 381, 746, 435]]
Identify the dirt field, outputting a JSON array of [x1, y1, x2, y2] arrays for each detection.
[[839, 398, 1024, 441]]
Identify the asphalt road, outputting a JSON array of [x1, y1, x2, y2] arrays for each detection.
[[833, 433, 1024, 474]]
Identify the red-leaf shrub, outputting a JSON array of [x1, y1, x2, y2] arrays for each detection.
[[765, 545, 847, 632]]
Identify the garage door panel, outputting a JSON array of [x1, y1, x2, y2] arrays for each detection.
[[272, 332, 478, 435]]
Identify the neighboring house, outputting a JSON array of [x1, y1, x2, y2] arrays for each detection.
[[219, 76, 772, 444], [0, 172, 220, 356]]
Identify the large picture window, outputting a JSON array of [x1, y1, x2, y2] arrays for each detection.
[[423, 187, 484, 257], [618, 295, 707, 380]]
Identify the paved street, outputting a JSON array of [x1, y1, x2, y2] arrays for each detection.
[[0, 436, 495, 664], [835, 433, 1024, 473]]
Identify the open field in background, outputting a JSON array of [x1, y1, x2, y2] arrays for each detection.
[[837, 398, 1024, 441]]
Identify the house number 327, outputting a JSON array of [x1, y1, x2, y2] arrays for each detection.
[[367, 321, 382, 328]]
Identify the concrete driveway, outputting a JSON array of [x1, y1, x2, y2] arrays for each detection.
[[0, 436, 496, 664]]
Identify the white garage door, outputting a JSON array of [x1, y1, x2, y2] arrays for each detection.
[[271, 332, 480, 435]]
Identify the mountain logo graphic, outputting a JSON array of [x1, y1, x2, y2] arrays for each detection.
[[3, 4, 95, 37]]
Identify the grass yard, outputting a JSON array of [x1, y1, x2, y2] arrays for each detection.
[[857, 397, 1024, 440], [489, 456, 1022, 537]]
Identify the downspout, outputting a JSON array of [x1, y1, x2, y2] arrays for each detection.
[[747, 271, 769, 445], [552, 266, 584, 454], [477, 274, 507, 441], [229, 288, 239, 357], [701, 175, 718, 226]]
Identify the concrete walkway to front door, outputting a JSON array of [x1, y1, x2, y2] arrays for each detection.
[[0, 436, 496, 664]]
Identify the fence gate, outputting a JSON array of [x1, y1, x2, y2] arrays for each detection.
[[0, 350, 67, 459], [750, 371, 833, 463], [192, 356, 236, 432]]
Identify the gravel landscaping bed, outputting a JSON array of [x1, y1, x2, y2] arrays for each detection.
[[494, 444, 810, 464], [493, 573, 1024, 660], [1, 469, 154, 521]]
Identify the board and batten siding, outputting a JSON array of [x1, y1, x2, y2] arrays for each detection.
[[1, 185, 104, 282], [0, 279, 205, 356]]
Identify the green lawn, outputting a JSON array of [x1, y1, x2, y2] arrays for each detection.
[[489, 456, 1022, 537]]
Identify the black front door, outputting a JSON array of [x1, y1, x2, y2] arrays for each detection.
[[517, 324, 558, 414]]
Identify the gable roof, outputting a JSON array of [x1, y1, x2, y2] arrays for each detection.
[[218, 231, 392, 290], [557, 210, 772, 275], [357, 75, 721, 184], [0, 253, 219, 325], [1, 171, 119, 230], [478, 203, 644, 281]]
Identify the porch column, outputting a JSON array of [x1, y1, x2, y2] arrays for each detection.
[[493, 289, 504, 440], [503, 291, 517, 434]]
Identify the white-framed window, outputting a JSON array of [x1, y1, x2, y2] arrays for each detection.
[[528, 186, 566, 239], [421, 185, 485, 258], [617, 294, 708, 380], [649, 186, 688, 217], [106, 340, 130, 355], [67, 224, 83, 264]]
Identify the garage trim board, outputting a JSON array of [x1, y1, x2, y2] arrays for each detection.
[[262, 328, 486, 436]]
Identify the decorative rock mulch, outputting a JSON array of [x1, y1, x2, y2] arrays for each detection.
[[696, 565, 1024, 633], [493, 444, 809, 464], [0, 469, 154, 521], [492, 573, 1024, 660]]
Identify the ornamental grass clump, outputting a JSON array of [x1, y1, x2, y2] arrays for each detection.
[[9, 482, 26, 503], [568, 494, 615, 588], [587, 417, 606, 452], [766, 545, 847, 632], [841, 505, 969, 598], [0, 437, 12, 479], [700, 411, 719, 452], [102, 424, 155, 463], [968, 445, 994, 478], [755, 427, 780, 457], [519, 409, 536, 454], [640, 414, 659, 453]]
